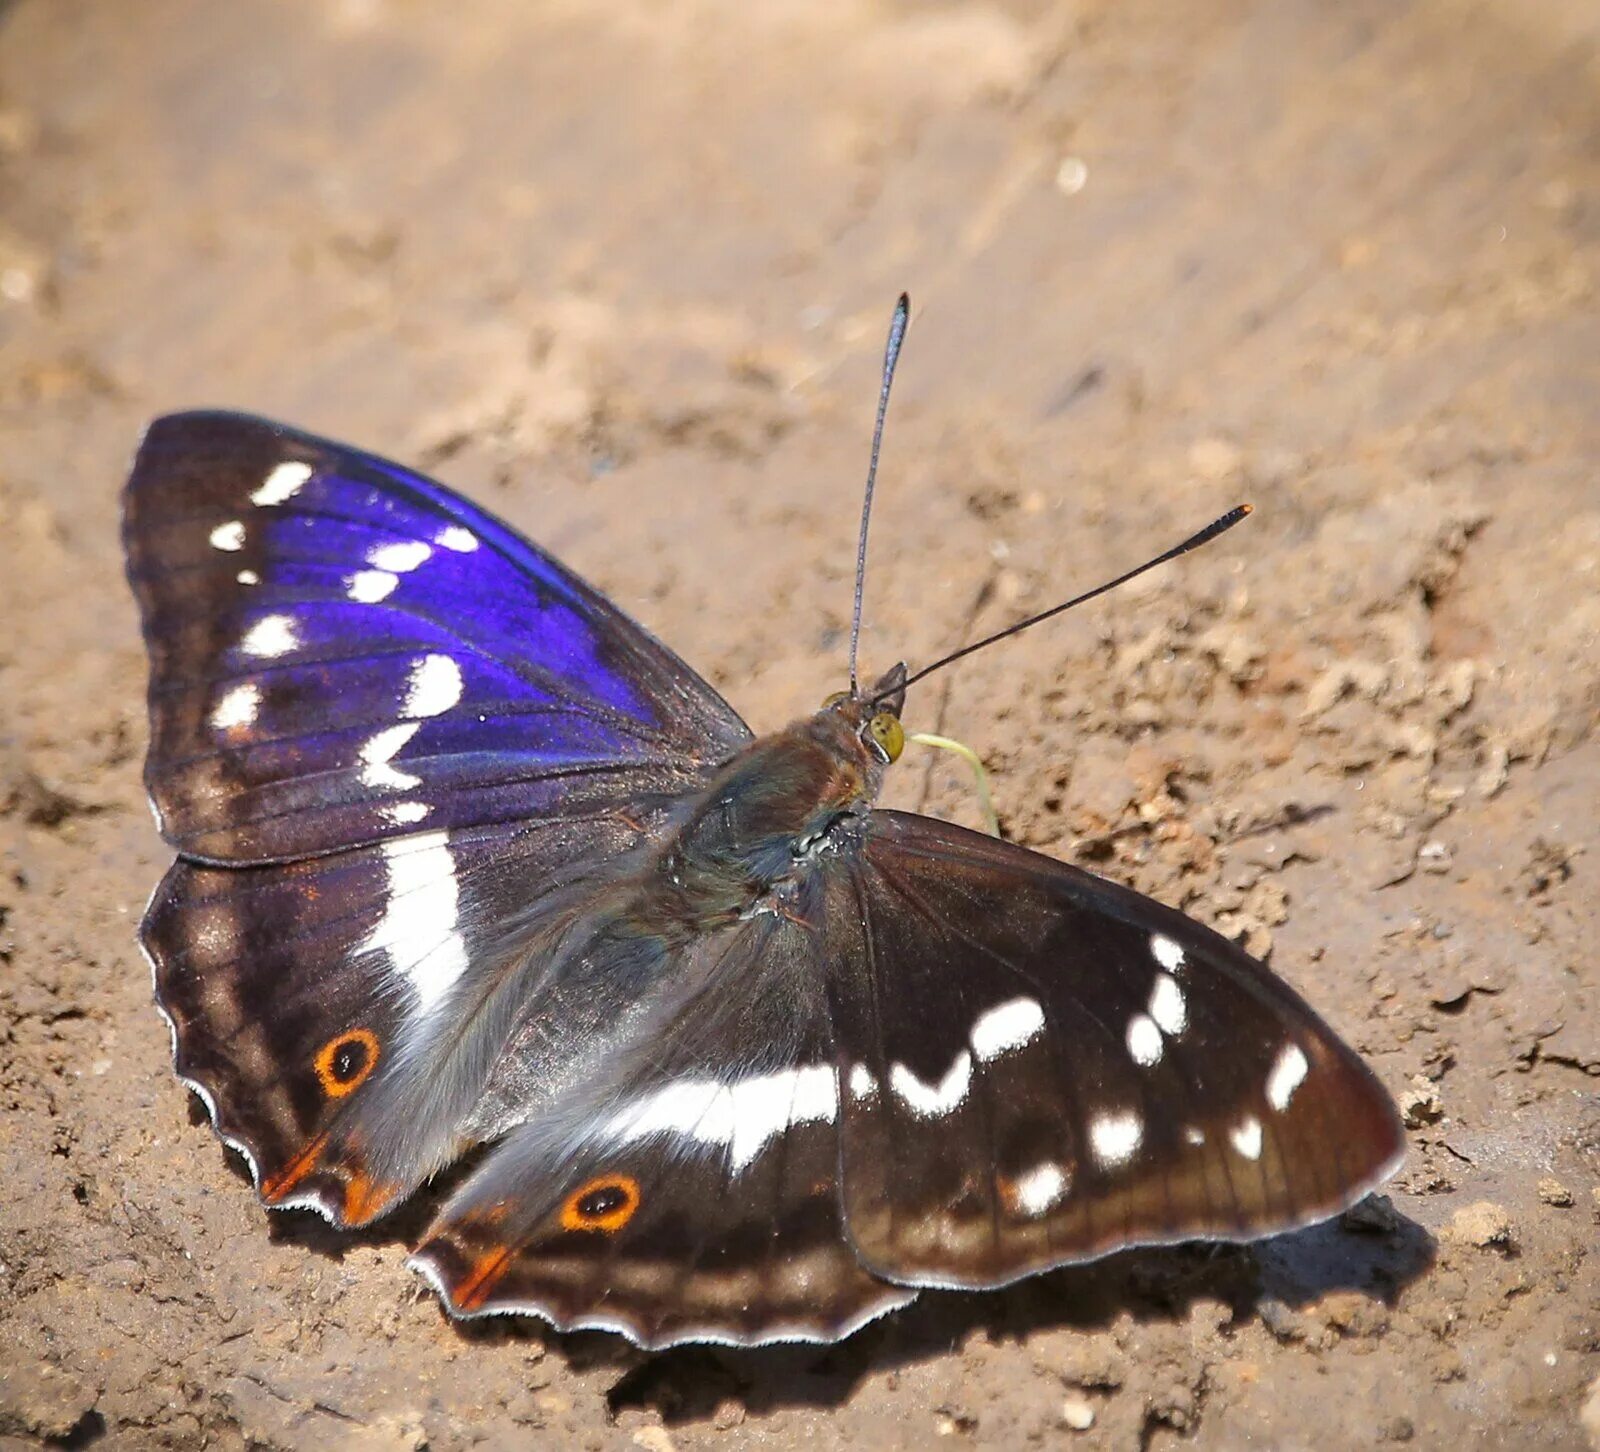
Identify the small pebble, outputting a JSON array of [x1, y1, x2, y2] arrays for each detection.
[[1342, 1193, 1402, 1235], [1259, 1298, 1306, 1341], [1442, 1200, 1514, 1250], [1055, 157, 1089, 196], [1418, 839, 1452, 873], [1399, 1077, 1442, 1128], [1060, 1393, 1096, 1431], [1537, 1177, 1573, 1207]]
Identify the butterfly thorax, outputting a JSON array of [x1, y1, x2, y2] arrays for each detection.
[[640, 701, 894, 935]]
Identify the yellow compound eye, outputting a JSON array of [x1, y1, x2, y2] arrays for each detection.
[[821, 690, 850, 708], [866, 712, 905, 763]]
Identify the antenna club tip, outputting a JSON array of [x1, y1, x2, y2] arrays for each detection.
[[1239, 502, 1254, 516]]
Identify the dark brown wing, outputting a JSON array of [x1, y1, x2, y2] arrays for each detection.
[[408, 904, 913, 1348], [825, 810, 1404, 1288]]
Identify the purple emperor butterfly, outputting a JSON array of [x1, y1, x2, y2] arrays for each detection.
[[126, 297, 1403, 1347]]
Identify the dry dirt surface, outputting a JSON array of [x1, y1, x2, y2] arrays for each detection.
[[2, 1, 1598, 1448]]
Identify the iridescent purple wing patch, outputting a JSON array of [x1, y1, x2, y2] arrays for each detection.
[[124, 412, 751, 862]]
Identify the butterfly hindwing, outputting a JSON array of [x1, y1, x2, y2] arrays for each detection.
[[410, 903, 914, 1347], [123, 411, 751, 863], [413, 1109, 913, 1348], [826, 810, 1405, 1288], [145, 811, 657, 1225]]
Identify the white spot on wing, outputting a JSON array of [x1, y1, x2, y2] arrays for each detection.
[[1011, 1162, 1069, 1216], [436, 525, 479, 552], [211, 682, 260, 730], [403, 654, 462, 717], [360, 831, 468, 1010], [347, 568, 399, 603], [1126, 1013, 1163, 1067], [1151, 933, 1186, 971], [607, 1081, 724, 1151], [605, 1065, 838, 1172], [1267, 1043, 1309, 1111], [236, 569, 260, 585], [1230, 1115, 1263, 1160], [382, 802, 430, 826], [209, 520, 245, 551], [370, 540, 432, 573], [359, 722, 422, 790], [251, 461, 312, 506], [970, 996, 1045, 1062], [1184, 1125, 1206, 1146], [890, 1051, 973, 1118], [239, 613, 299, 658], [1089, 1109, 1143, 1168], [1149, 973, 1187, 1036], [848, 1063, 877, 1100]]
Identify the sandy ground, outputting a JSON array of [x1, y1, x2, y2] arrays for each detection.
[[2, 0, 1598, 1447]]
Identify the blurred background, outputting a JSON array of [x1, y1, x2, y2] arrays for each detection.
[[1, 2, 1596, 1448]]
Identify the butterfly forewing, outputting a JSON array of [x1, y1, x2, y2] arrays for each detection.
[[825, 811, 1404, 1288], [124, 411, 751, 863]]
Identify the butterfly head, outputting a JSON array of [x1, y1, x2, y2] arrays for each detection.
[[821, 662, 908, 765]]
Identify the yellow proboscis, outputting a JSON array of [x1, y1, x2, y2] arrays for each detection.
[[909, 733, 1000, 836]]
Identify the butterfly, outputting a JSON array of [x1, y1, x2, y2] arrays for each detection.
[[125, 298, 1404, 1349]]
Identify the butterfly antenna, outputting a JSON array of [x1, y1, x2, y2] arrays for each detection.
[[889, 504, 1254, 697], [848, 293, 912, 695]]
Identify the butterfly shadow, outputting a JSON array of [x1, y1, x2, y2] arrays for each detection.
[[199, 1088, 1433, 1422], [597, 1202, 1436, 1425]]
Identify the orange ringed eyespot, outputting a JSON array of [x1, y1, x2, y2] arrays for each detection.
[[559, 1174, 641, 1233], [314, 1028, 380, 1097]]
